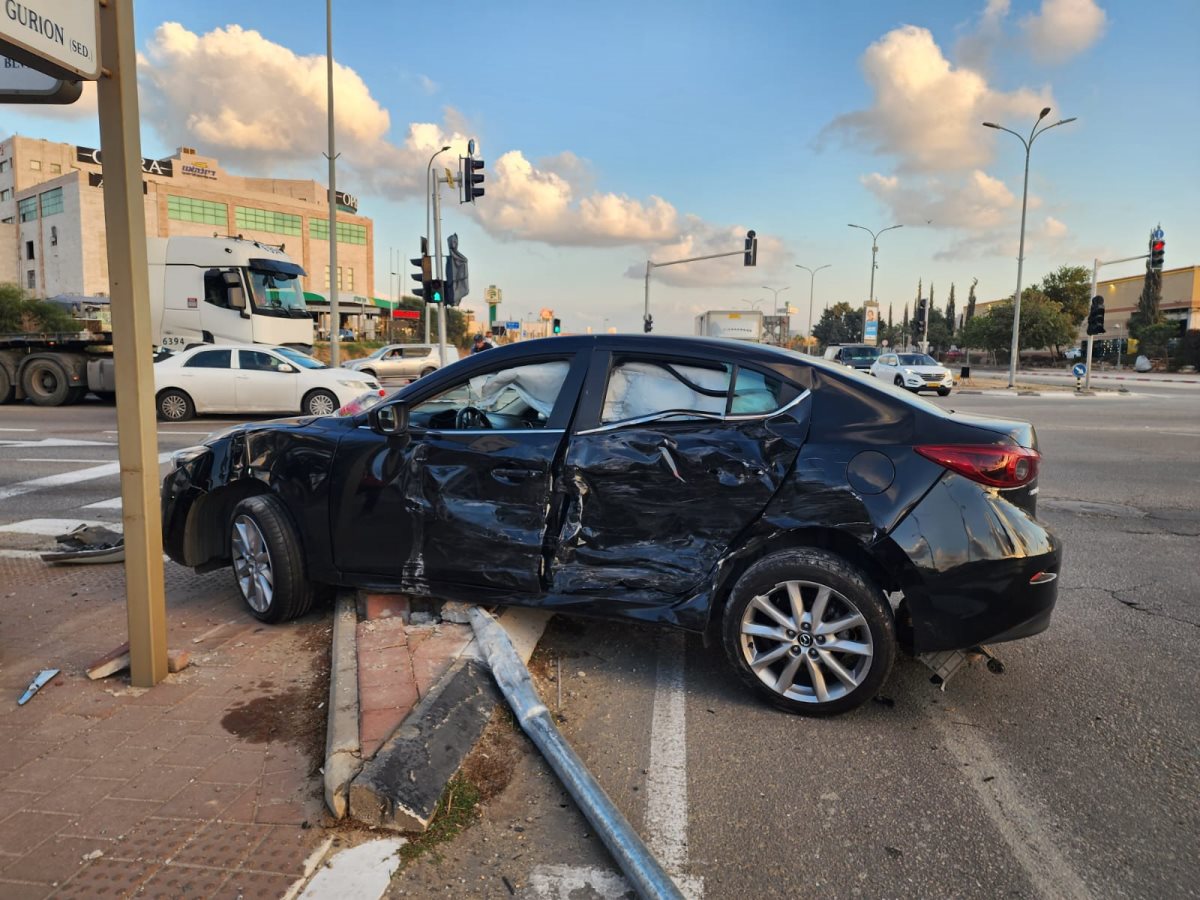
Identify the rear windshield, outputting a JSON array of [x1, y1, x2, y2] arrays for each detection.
[[844, 347, 880, 363]]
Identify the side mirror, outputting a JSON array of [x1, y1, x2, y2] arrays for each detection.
[[371, 403, 408, 435], [278, 364, 297, 373]]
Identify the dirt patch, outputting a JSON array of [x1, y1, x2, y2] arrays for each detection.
[[460, 708, 523, 802]]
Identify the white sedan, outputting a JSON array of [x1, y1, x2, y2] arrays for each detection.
[[154, 344, 381, 421], [869, 352, 954, 396]]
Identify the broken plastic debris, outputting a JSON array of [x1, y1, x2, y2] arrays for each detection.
[[18, 668, 59, 705], [40, 524, 125, 565]]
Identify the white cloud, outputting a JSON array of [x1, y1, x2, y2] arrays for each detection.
[[956, 0, 1012, 71], [417, 74, 438, 95], [1022, 0, 1107, 63], [132, 22, 759, 281], [824, 24, 1054, 173]]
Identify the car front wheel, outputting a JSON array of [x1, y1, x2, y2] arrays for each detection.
[[229, 495, 319, 623], [156, 389, 195, 421], [303, 389, 339, 416], [937, 387, 951, 396], [721, 549, 896, 716]]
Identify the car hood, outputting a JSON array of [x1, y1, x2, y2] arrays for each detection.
[[900, 365, 951, 375]]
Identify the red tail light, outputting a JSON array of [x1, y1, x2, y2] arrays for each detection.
[[915, 444, 1040, 489]]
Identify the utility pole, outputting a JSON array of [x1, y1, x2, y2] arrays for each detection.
[[432, 173, 449, 365], [796, 264, 830, 354], [848, 224, 902, 342], [325, 0, 340, 365], [644, 231, 757, 333]]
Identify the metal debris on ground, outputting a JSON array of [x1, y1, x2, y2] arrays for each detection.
[[18, 668, 60, 705], [918, 645, 1003, 690], [40, 523, 125, 565]]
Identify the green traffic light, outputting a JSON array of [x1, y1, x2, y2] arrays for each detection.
[[433, 291, 442, 303]]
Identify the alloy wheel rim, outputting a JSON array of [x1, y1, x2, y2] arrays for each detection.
[[161, 395, 187, 419], [231, 514, 273, 613], [739, 579, 873, 704], [309, 393, 336, 415]]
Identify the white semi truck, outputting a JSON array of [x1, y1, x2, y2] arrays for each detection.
[[0, 236, 313, 407], [694, 309, 764, 342]]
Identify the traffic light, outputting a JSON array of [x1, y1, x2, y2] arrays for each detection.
[[744, 230, 757, 267], [410, 237, 434, 302], [552, 318, 562, 334], [444, 233, 469, 306], [460, 139, 485, 204], [1086, 295, 1105, 335], [1150, 239, 1165, 271], [643, 314, 653, 333], [916, 297, 928, 332]]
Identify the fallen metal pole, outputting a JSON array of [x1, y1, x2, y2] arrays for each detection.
[[468, 607, 685, 900]]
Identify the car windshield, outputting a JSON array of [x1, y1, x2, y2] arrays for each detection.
[[898, 354, 937, 366], [249, 269, 308, 315], [274, 347, 326, 369], [846, 348, 880, 363]]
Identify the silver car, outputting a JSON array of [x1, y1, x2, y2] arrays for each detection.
[[342, 344, 441, 382]]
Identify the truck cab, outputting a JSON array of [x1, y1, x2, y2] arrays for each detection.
[[151, 237, 313, 354]]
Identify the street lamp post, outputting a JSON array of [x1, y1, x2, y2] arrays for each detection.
[[983, 108, 1076, 388], [796, 264, 830, 354], [762, 284, 790, 316], [424, 145, 451, 344], [847, 223, 902, 342]]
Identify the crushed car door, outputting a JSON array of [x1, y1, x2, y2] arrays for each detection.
[[329, 354, 586, 593], [551, 352, 809, 611]]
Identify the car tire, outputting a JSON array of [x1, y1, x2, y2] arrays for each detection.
[[893, 375, 905, 387], [420, 366, 437, 378], [20, 357, 71, 406], [156, 388, 195, 421], [721, 548, 896, 716], [0, 365, 14, 404], [229, 495, 318, 623], [303, 389, 339, 416], [937, 387, 951, 397]]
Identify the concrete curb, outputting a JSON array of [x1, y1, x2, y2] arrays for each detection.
[[347, 607, 552, 832], [324, 591, 363, 819]]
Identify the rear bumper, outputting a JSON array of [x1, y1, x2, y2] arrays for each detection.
[[886, 474, 1062, 653]]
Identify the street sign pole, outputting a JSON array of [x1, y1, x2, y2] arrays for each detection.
[[96, 0, 168, 687]]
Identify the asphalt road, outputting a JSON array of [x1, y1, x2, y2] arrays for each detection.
[[2, 389, 1197, 899], [398, 385, 1200, 900]]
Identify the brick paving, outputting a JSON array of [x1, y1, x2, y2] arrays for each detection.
[[0, 555, 332, 898]]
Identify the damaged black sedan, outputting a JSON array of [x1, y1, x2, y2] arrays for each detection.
[[162, 335, 1061, 715]]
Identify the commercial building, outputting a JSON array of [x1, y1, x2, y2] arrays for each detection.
[[0, 135, 382, 336], [1086, 265, 1199, 339]]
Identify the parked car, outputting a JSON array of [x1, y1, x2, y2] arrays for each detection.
[[870, 352, 955, 396], [154, 344, 380, 421], [162, 335, 1060, 715], [1063, 347, 1083, 361], [822, 343, 881, 370], [342, 344, 441, 381], [338, 328, 356, 342]]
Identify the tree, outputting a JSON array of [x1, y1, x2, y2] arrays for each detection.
[[813, 301, 863, 348], [901, 302, 910, 349], [1038, 265, 1091, 329], [1129, 260, 1165, 340], [0, 284, 79, 333], [946, 283, 956, 337], [965, 278, 978, 323], [958, 294, 1073, 355]]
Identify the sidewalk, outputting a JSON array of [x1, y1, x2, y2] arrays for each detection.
[[0, 554, 333, 899]]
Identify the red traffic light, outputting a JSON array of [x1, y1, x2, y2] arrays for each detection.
[[1153, 241, 1165, 251]]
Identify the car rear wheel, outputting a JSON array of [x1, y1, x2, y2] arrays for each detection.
[[20, 357, 71, 406], [721, 549, 895, 716], [229, 495, 318, 623], [303, 389, 339, 416], [420, 366, 436, 377], [156, 389, 195, 421], [0, 365, 14, 404]]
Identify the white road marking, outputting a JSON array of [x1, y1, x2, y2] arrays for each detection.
[[0, 518, 116, 536], [296, 837, 405, 900], [0, 428, 37, 432], [0, 452, 172, 503], [14, 458, 111, 464], [645, 631, 690, 873], [0, 438, 115, 448], [527, 631, 701, 899], [932, 714, 1091, 900], [82, 497, 123, 510], [0, 548, 46, 559]]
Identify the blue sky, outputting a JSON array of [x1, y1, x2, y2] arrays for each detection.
[[3, 0, 1197, 334]]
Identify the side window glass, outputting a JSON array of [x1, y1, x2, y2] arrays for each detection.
[[601, 359, 731, 424], [410, 360, 571, 430], [204, 269, 228, 307], [240, 351, 284, 372], [730, 367, 785, 415], [184, 350, 231, 369]]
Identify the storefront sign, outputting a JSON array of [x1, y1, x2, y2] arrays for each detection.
[[180, 161, 216, 179], [87, 171, 147, 193], [76, 145, 173, 177], [335, 190, 358, 213]]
